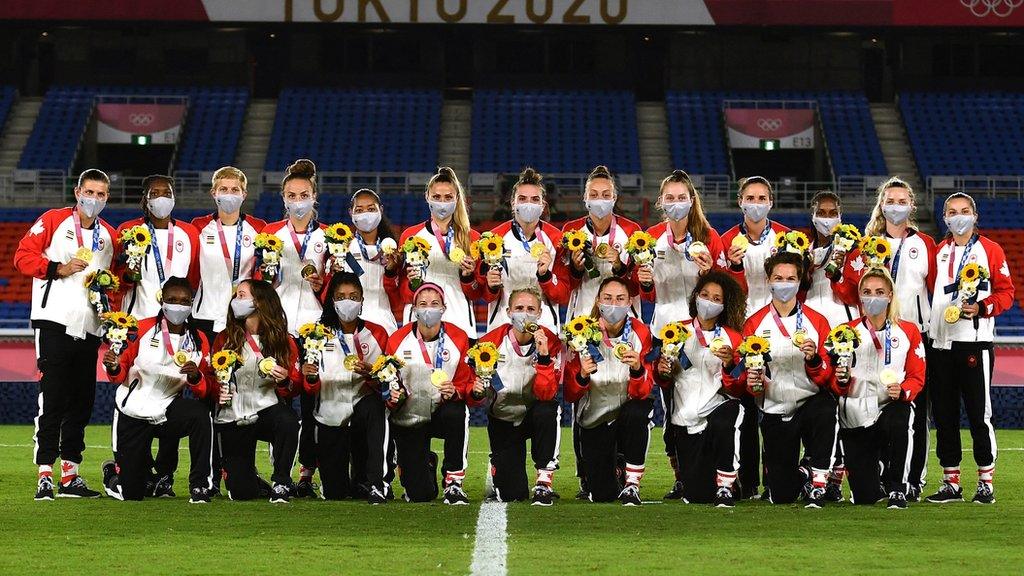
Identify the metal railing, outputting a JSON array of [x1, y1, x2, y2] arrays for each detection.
[[695, 174, 884, 212], [928, 175, 1024, 198]]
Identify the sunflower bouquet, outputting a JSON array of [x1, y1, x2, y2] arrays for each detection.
[[476, 232, 506, 269], [211, 350, 242, 406], [84, 269, 120, 315], [944, 262, 991, 324], [99, 311, 138, 355], [370, 354, 405, 400], [625, 231, 658, 269], [402, 236, 432, 290], [774, 230, 810, 256], [254, 232, 284, 279], [657, 321, 692, 366], [561, 229, 599, 279], [297, 322, 335, 367], [858, 235, 891, 268], [118, 225, 152, 282], [324, 222, 355, 273], [826, 223, 862, 276], [562, 315, 604, 362], [467, 341, 505, 391], [824, 324, 860, 372], [737, 335, 772, 393]]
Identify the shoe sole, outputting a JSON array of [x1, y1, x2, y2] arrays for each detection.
[[444, 500, 469, 506], [887, 505, 906, 509], [925, 497, 963, 503], [189, 500, 209, 504], [715, 503, 735, 508], [269, 498, 290, 504], [34, 495, 54, 501], [972, 499, 995, 505], [804, 503, 822, 509], [57, 493, 100, 499], [104, 487, 124, 501], [621, 502, 641, 507], [530, 501, 553, 507]]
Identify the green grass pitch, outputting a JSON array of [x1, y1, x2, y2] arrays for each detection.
[[0, 425, 1021, 575]]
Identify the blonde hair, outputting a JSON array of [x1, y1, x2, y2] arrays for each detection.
[[426, 167, 472, 253], [210, 166, 247, 192], [508, 286, 543, 309], [858, 267, 901, 323], [657, 169, 712, 244], [865, 176, 917, 236]]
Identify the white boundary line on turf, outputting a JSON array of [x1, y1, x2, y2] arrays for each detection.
[[469, 462, 507, 576]]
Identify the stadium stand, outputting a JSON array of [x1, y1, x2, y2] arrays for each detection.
[[665, 91, 887, 178], [469, 90, 641, 175], [0, 86, 15, 134], [264, 89, 441, 173], [17, 85, 248, 172], [901, 92, 1024, 181]]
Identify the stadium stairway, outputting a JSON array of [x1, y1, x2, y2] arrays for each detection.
[[234, 99, 276, 177], [637, 101, 672, 197], [0, 96, 41, 174], [439, 99, 471, 177], [870, 102, 922, 193]]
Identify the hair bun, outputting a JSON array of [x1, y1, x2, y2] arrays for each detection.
[[589, 165, 613, 179], [287, 158, 317, 179], [519, 167, 543, 185], [436, 166, 456, 181]]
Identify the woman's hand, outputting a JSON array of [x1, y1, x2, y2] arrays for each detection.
[[180, 361, 201, 383], [304, 272, 324, 293], [799, 339, 818, 361], [637, 265, 654, 286], [694, 250, 713, 272], [439, 381, 456, 400], [536, 249, 552, 276], [534, 329, 549, 356], [270, 364, 290, 383], [486, 267, 502, 289], [102, 350, 119, 371], [580, 355, 598, 378], [656, 356, 674, 378], [621, 349, 642, 372]]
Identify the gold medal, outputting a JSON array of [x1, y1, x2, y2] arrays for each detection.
[[612, 342, 631, 361], [155, 289, 163, 303], [343, 354, 360, 371], [75, 247, 94, 263], [943, 305, 962, 324], [430, 368, 449, 388], [524, 322, 540, 334], [380, 238, 398, 255], [530, 243, 548, 260], [449, 246, 466, 264], [173, 350, 189, 367], [300, 260, 317, 279], [792, 329, 807, 346], [731, 235, 750, 250], [595, 243, 610, 258], [880, 368, 899, 386], [709, 337, 726, 353], [258, 357, 277, 376], [686, 241, 707, 259]]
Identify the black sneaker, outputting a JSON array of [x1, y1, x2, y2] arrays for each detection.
[[575, 477, 590, 500], [270, 483, 291, 504], [713, 487, 735, 508], [189, 487, 212, 504], [618, 484, 642, 506], [384, 483, 395, 501], [823, 482, 844, 503], [531, 485, 554, 507], [58, 476, 101, 498], [664, 480, 685, 500], [971, 481, 995, 505], [887, 491, 907, 509], [804, 486, 825, 509], [443, 484, 470, 506], [293, 479, 318, 498], [906, 484, 922, 503], [349, 482, 370, 500], [368, 486, 387, 505], [256, 476, 273, 499], [152, 474, 176, 498], [101, 460, 122, 500], [35, 476, 55, 501], [925, 481, 963, 503]]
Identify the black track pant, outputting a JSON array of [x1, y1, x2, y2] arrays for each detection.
[[579, 399, 653, 503], [316, 394, 389, 500], [193, 319, 223, 486], [907, 337, 935, 489], [299, 390, 317, 470], [393, 401, 468, 502], [672, 399, 743, 504], [662, 388, 677, 458], [930, 343, 997, 469], [217, 402, 299, 500], [841, 401, 914, 505], [737, 394, 760, 496], [760, 391, 838, 504], [33, 326, 100, 466], [112, 397, 213, 500], [487, 401, 560, 502]]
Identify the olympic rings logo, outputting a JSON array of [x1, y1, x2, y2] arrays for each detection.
[[757, 118, 783, 131], [961, 0, 1022, 17], [129, 113, 155, 126]]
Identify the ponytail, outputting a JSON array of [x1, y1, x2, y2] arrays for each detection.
[[427, 167, 472, 253]]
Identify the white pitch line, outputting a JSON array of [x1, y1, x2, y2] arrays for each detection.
[[469, 461, 508, 576]]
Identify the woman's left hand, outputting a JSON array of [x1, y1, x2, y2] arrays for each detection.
[[305, 272, 324, 293], [270, 364, 290, 383]]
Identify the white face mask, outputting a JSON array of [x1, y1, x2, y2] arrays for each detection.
[[945, 214, 976, 236], [514, 202, 544, 224], [769, 281, 800, 303], [695, 297, 724, 321], [861, 296, 890, 317], [882, 204, 911, 225], [586, 199, 615, 220], [352, 211, 381, 233], [813, 216, 841, 238], [230, 297, 255, 319], [286, 199, 314, 219], [415, 307, 444, 328], [741, 202, 770, 223], [147, 196, 175, 220], [663, 201, 692, 221], [510, 311, 540, 333], [428, 200, 456, 221], [215, 193, 244, 214], [598, 303, 629, 325], [333, 299, 362, 323], [162, 302, 192, 325], [78, 196, 106, 219]]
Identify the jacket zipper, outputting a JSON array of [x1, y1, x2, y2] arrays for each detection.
[[121, 378, 140, 408]]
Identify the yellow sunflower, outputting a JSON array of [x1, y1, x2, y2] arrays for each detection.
[[325, 222, 353, 243], [873, 237, 891, 259], [132, 227, 151, 246], [562, 229, 588, 252], [468, 341, 501, 371], [298, 323, 315, 338], [625, 231, 656, 255], [740, 335, 771, 355], [960, 263, 980, 283], [212, 350, 239, 370], [789, 231, 809, 250], [254, 233, 283, 253], [402, 236, 431, 256]]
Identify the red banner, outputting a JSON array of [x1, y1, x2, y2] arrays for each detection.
[[96, 103, 186, 144], [724, 109, 815, 149]]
